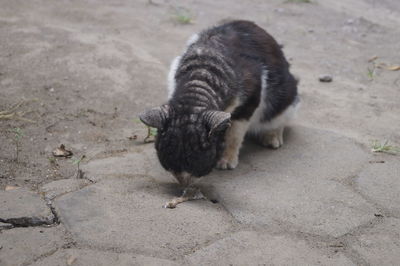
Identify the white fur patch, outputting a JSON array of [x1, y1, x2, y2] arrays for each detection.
[[186, 33, 199, 47], [249, 99, 299, 134], [167, 56, 181, 99], [248, 68, 268, 131], [249, 68, 299, 134], [167, 33, 200, 99]]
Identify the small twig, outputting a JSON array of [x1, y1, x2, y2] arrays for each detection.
[[0, 100, 36, 123], [329, 244, 344, 248]]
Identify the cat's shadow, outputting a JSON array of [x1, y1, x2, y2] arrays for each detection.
[[203, 127, 296, 200]]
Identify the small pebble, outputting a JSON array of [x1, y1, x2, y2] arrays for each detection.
[[319, 74, 333, 82]]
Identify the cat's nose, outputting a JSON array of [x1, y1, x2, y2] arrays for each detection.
[[172, 171, 193, 187]]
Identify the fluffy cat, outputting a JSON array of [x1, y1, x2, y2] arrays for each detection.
[[140, 20, 299, 208]]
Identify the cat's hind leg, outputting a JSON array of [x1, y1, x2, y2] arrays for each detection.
[[261, 127, 284, 149], [249, 100, 298, 149]]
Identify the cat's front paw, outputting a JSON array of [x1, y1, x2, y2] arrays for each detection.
[[216, 156, 238, 170]]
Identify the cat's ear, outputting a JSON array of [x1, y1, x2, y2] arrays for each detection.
[[139, 105, 170, 129], [203, 111, 231, 137]]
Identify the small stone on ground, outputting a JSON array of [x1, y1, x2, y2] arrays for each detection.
[[319, 74, 333, 82]]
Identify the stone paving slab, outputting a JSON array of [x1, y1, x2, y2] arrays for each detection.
[[351, 218, 400, 266], [186, 231, 355, 265], [0, 227, 66, 266], [82, 145, 166, 183], [0, 188, 54, 226], [32, 249, 179, 266], [54, 176, 236, 259], [40, 178, 91, 201], [199, 126, 375, 237], [355, 156, 400, 216]]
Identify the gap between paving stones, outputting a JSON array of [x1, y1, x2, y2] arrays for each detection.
[[26, 246, 62, 266], [181, 215, 376, 265], [188, 215, 390, 266], [54, 126, 391, 264], [62, 242, 188, 263], [181, 165, 389, 264], [0, 192, 78, 229], [334, 217, 387, 266], [0, 207, 56, 228], [24, 239, 79, 266], [350, 171, 400, 220], [325, 157, 399, 221], [48, 170, 389, 266], [347, 177, 398, 219], [325, 146, 397, 219], [0, 210, 57, 229], [49, 188, 371, 264]]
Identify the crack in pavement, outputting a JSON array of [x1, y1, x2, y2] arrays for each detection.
[[0, 216, 54, 228], [0, 203, 59, 228]]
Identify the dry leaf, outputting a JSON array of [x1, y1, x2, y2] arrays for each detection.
[[5, 185, 19, 191], [52, 144, 73, 158], [387, 65, 400, 71]]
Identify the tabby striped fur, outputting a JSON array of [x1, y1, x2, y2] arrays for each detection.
[[140, 20, 299, 186]]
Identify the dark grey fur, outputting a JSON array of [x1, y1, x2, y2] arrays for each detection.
[[140, 20, 298, 178]]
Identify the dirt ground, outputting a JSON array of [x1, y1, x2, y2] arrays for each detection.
[[1, 0, 400, 265]]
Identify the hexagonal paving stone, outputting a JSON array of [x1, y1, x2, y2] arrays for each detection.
[[355, 156, 400, 215], [199, 126, 375, 237], [0, 188, 54, 226], [32, 249, 179, 266], [186, 231, 354, 265], [40, 178, 91, 200], [82, 145, 166, 182], [0, 227, 66, 266], [351, 218, 400, 266], [54, 176, 236, 259]]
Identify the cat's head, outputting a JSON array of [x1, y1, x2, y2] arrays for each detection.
[[139, 105, 231, 180]]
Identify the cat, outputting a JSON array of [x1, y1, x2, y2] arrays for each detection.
[[139, 20, 299, 208]]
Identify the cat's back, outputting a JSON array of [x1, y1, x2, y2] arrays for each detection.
[[191, 20, 285, 67]]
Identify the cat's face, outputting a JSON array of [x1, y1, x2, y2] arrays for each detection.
[[140, 105, 230, 180], [155, 115, 225, 178]]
